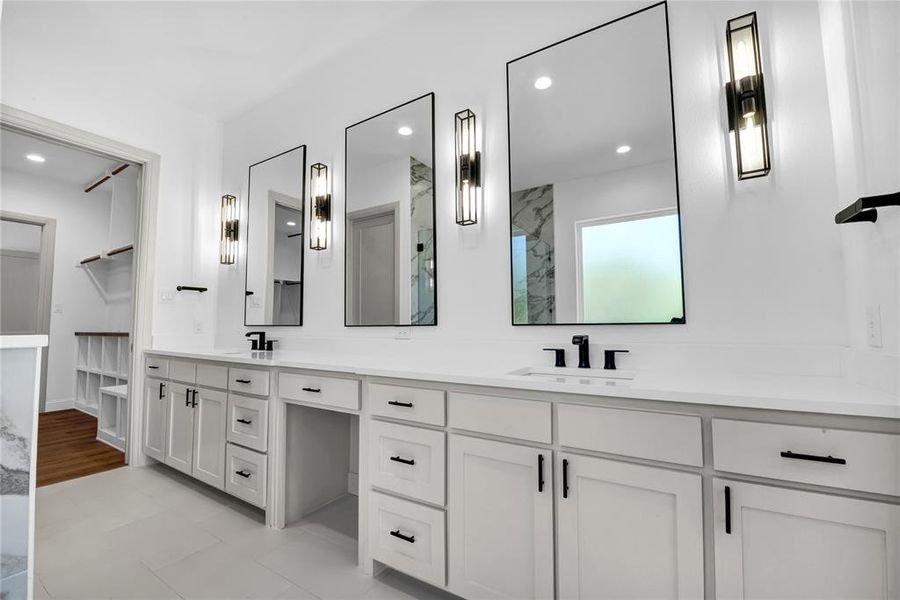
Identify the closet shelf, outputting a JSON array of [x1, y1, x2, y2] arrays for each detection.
[[77, 244, 134, 266], [835, 191, 900, 224]]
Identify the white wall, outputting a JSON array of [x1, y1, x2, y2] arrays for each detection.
[[0, 169, 112, 409]]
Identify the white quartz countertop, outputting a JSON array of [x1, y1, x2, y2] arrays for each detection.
[[145, 348, 900, 420]]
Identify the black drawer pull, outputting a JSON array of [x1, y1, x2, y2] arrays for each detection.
[[537, 454, 544, 492], [780, 451, 846, 465], [236, 418, 252, 425], [235, 470, 252, 478], [562, 458, 569, 499], [724, 485, 732, 534], [158, 382, 165, 400], [390, 529, 415, 544], [185, 388, 191, 407], [191, 388, 198, 408], [235, 378, 252, 384], [389, 456, 415, 466], [387, 400, 413, 408], [148, 365, 159, 369], [302, 387, 321, 393]]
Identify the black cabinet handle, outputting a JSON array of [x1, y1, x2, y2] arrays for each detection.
[[302, 387, 321, 393], [235, 470, 251, 478], [562, 458, 569, 499], [387, 400, 413, 408], [389, 456, 415, 466], [191, 389, 198, 408], [537, 454, 544, 492], [236, 418, 252, 425], [390, 529, 415, 544], [148, 365, 159, 369], [235, 378, 252, 384], [158, 382, 165, 400], [780, 450, 846, 465], [724, 485, 732, 534], [185, 388, 190, 407]]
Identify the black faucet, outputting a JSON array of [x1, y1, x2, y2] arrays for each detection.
[[572, 335, 590, 369], [246, 331, 266, 350]]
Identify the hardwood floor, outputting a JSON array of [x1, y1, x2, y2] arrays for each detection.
[[37, 409, 125, 487]]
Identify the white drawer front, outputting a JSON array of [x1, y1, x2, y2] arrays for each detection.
[[369, 491, 446, 587], [558, 403, 703, 467], [448, 392, 551, 443], [369, 383, 446, 426], [712, 419, 900, 496], [169, 360, 196, 384], [197, 364, 228, 390], [225, 443, 267, 508], [145, 356, 169, 378], [228, 367, 270, 397], [228, 394, 268, 452], [370, 420, 445, 505], [279, 372, 360, 411]]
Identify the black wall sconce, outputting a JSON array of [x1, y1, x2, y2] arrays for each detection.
[[220, 194, 238, 265], [309, 162, 331, 250], [725, 12, 770, 180], [454, 109, 481, 225]]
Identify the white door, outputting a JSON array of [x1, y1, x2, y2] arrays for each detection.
[[192, 387, 227, 490], [714, 479, 900, 600], [557, 454, 703, 600], [164, 382, 194, 474], [448, 435, 553, 600], [142, 377, 168, 461]]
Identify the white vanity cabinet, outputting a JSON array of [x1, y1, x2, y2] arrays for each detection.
[[165, 381, 195, 474], [447, 435, 554, 600], [164, 382, 226, 488], [142, 377, 168, 461], [713, 479, 900, 600]]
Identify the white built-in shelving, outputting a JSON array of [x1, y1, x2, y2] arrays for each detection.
[[73, 333, 129, 426]]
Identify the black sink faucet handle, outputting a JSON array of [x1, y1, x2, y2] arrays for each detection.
[[542, 348, 566, 368], [603, 349, 629, 370], [245, 331, 266, 350], [572, 335, 590, 369]]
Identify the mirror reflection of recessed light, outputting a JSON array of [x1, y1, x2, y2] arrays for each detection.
[[616, 145, 632, 154], [398, 126, 413, 136], [26, 154, 46, 163], [286, 221, 296, 227], [534, 76, 553, 90]]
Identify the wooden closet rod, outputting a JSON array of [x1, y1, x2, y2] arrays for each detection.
[[84, 163, 130, 193]]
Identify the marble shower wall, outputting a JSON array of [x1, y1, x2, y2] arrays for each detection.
[[511, 184, 556, 324], [410, 157, 435, 325]]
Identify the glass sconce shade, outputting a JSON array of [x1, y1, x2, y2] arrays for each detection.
[[726, 12, 770, 180], [454, 109, 481, 225], [309, 162, 331, 250], [220, 194, 238, 264]]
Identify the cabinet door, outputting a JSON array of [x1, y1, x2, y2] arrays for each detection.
[[448, 435, 553, 600], [557, 454, 703, 600], [192, 387, 227, 490], [714, 479, 900, 600], [164, 382, 194, 475], [142, 378, 168, 461]]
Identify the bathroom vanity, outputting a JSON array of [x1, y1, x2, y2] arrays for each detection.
[[142, 348, 900, 600]]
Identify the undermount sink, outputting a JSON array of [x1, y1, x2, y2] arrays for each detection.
[[508, 366, 636, 384]]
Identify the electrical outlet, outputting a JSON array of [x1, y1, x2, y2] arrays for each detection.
[[193, 319, 203, 334], [395, 327, 411, 340], [866, 304, 883, 348], [52, 304, 64, 314], [159, 290, 175, 304]]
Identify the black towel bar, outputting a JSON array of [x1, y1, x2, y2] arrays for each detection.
[[835, 191, 900, 224]]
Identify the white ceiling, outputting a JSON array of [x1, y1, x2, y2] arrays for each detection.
[[1, 1, 420, 121], [508, 4, 675, 191], [0, 128, 123, 189]]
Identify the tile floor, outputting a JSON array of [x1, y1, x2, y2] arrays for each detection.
[[34, 464, 459, 600]]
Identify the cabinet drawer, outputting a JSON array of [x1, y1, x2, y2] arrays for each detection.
[[712, 419, 900, 496], [169, 360, 196, 384], [369, 491, 446, 587], [370, 420, 445, 505], [197, 364, 228, 390], [227, 394, 268, 452], [279, 372, 360, 411], [448, 392, 551, 443], [225, 443, 267, 508], [558, 403, 703, 467], [145, 356, 169, 378], [228, 367, 270, 397], [369, 383, 445, 426]]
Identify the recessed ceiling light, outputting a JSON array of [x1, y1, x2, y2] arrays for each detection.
[[26, 154, 46, 163], [397, 126, 413, 136], [616, 145, 632, 154], [533, 76, 553, 90], [286, 221, 297, 227]]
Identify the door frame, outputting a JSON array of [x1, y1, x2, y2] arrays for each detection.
[[0, 210, 56, 410], [1, 104, 161, 466]]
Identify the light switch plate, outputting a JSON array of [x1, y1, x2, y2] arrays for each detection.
[[395, 327, 411, 340], [52, 304, 64, 314], [159, 290, 175, 304], [866, 304, 883, 348]]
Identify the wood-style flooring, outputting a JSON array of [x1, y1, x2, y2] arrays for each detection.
[[37, 409, 125, 487]]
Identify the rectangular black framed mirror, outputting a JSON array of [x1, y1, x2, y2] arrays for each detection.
[[244, 144, 306, 326], [344, 93, 437, 327], [507, 1, 685, 326]]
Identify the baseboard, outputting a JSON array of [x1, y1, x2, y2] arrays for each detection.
[[347, 471, 359, 496], [44, 397, 74, 412]]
